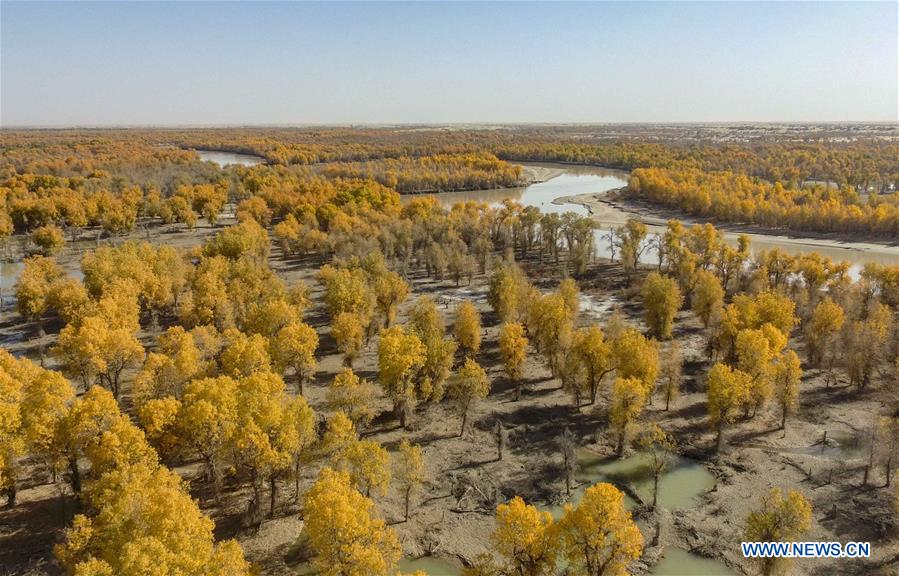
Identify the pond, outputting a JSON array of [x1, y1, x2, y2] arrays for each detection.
[[195, 149, 266, 167], [398, 556, 462, 575], [538, 449, 716, 519]]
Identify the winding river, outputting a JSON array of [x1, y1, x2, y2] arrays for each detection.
[[430, 163, 899, 273]]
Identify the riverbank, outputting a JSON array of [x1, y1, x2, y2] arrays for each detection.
[[555, 188, 899, 267], [518, 163, 567, 184]]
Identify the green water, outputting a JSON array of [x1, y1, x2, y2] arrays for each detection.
[[540, 450, 715, 519], [583, 451, 716, 509], [398, 556, 461, 575], [298, 450, 719, 576]]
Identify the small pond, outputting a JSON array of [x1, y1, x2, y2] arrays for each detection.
[[540, 449, 716, 519], [398, 556, 462, 575]]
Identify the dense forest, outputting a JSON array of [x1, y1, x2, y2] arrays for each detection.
[[4, 125, 898, 237], [0, 127, 897, 576], [627, 167, 899, 236]]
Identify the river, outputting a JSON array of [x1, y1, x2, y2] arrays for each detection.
[[195, 149, 265, 167], [429, 163, 898, 273]]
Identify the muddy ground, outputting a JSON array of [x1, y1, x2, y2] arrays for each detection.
[[1, 217, 897, 576]]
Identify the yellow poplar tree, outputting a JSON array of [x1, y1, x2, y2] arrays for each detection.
[[410, 296, 457, 402], [327, 368, 377, 432], [54, 315, 145, 400], [773, 350, 802, 430], [302, 467, 402, 576], [499, 322, 529, 400], [609, 378, 648, 457], [345, 439, 392, 498], [454, 301, 482, 356], [219, 328, 272, 378], [744, 488, 812, 576], [177, 376, 239, 496], [395, 439, 425, 521], [691, 269, 724, 328], [707, 363, 752, 453], [447, 357, 490, 437], [556, 482, 643, 576], [377, 325, 426, 428], [232, 372, 316, 516], [611, 327, 659, 395], [572, 325, 612, 406], [373, 271, 410, 328], [331, 312, 365, 367], [735, 328, 780, 416], [56, 463, 250, 576], [491, 496, 558, 576], [642, 272, 682, 340], [270, 321, 319, 394], [805, 297, 844, 367]]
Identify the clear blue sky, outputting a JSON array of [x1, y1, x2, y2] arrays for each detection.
[[1, 1, 896, 126]]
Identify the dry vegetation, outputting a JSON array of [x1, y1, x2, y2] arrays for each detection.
[[1, 126, 898, 576]]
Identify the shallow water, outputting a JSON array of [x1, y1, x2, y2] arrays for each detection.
[[0, 261, 23, 291], [195, 149, 265, 167], [1, 261, 84, 309], [430, 164, 897, 273], [745, 429, 866, 460], [431, 166, 626, 217], [398, 556, 461, 575], [582, 451, 716, 510], [539, 449, 715, 519], [651, 548, 733, 575]]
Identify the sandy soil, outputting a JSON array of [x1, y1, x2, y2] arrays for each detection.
[[557, 190, 899, 267], [1, 223, 897, 576], [518, 164, 567, 184]]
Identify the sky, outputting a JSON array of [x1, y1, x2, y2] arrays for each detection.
[[1, 1, 897, 126]]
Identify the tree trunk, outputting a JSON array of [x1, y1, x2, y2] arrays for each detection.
[[460, 412, 467, 438], [269, 476, 277, 518], [38, 321, 46, 367], [397, 401, 408, 429], [207, 459, 221, 502], [68, 457, 81, 495], [715, 424, 724, 454], [780, 407, 787, 431], [4, 484, 16, 508], [652, 471, 659, 509], [404, 487, 411, 521]]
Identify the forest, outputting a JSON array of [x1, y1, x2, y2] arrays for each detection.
[[0, 126, 898, 576]]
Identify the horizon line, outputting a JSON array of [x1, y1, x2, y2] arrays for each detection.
[[2, 120, 898, 131]]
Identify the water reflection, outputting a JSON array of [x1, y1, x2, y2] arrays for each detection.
[[429, 166, 626, 217], [428, 164, 896, 273], [539, 450, 715, 519], [195, 149, 265, 167]]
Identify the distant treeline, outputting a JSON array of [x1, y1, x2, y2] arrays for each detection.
[[3, 126, 899, 238]]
